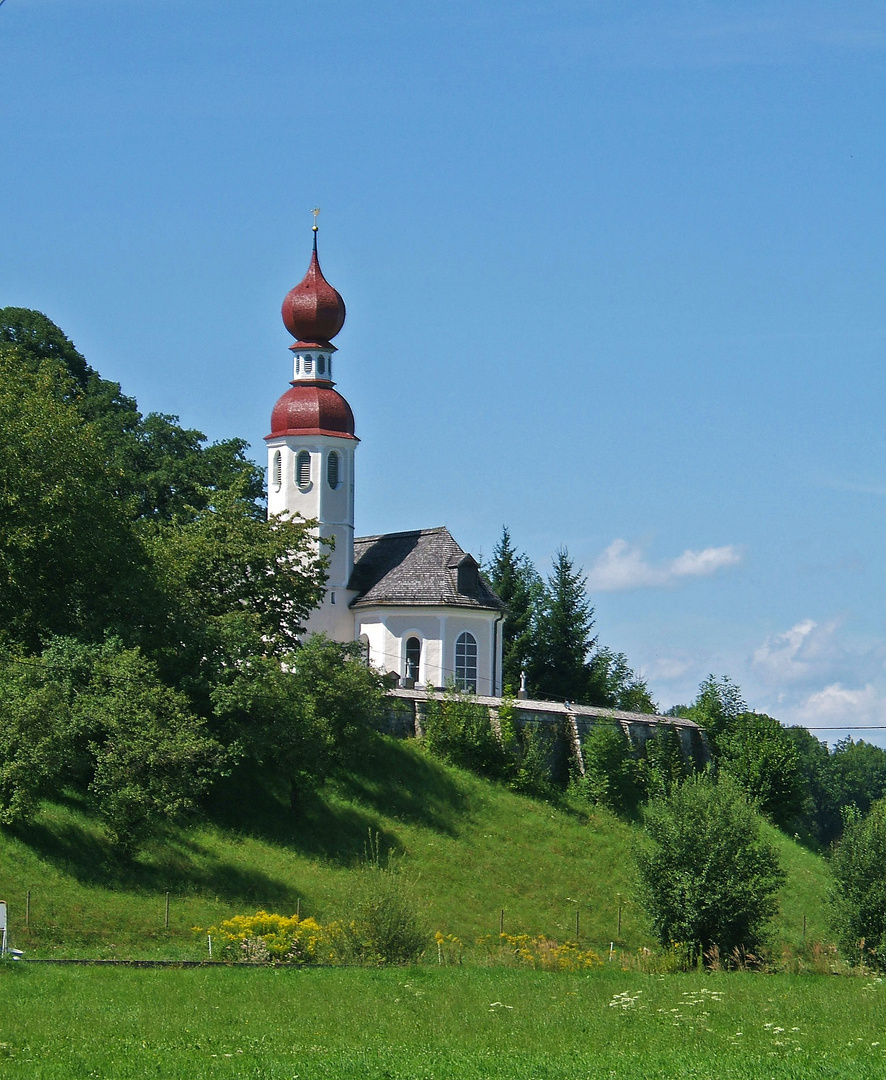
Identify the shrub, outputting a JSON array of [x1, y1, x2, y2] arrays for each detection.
[[336, 839, 430, 965], [572, 721, 640, 814], [423, 685, 508, 779], [636, 726, 689, 801], [634, 773, 785, 966], [508, 724, 556, 800], [830, 800, 886, 969]]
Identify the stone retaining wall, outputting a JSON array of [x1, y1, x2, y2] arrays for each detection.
[[381, 689, 708, 777]]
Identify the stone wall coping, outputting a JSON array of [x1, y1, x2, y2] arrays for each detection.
[[387, 688, 703, 731]]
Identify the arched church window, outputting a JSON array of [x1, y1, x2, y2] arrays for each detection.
[[296, 450, 311, 490], [327, 450, 340, 489], [405, 637, 421, 684], [359, 635, 371, 667], [317, 355, 326, 375], [455, 632, 477, 692], [272, 450, 282, 491]]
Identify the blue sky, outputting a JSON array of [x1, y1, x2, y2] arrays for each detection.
[[3, 1, 885, 739]]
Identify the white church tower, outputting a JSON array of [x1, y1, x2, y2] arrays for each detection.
[[265, 224, 358, 640]]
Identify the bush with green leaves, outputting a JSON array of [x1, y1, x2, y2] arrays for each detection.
[[0, 638, 225, 850], [635, 726, 690, 801], [830, 800, 886, 969], [634, 774, 785, 966], [572, 721, 641, 814], [717, 712, 805, 828], [211, 633, 386, 809], [423, 685, 508, 779]]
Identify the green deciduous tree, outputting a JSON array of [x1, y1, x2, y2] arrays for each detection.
[[634, 774, 785, 965], [0, 649, 77, 824], [686, 674, 746, 743], [830, 799, 886, 969], [586, 646, 656, 713], [829, 738, 886, 819], [144, 483, 327, 705], [1, 307, 263, 523], [0, 638, 225, 849], [0, 348, 150, 649], [718, 712, 805, 828], [636, 725, 691, 801], [212, 634, 386, 809], [78, 643, 225, 851], [573, 721, 641, 814]]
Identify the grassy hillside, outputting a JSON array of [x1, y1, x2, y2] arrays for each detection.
[[0, 736, 832, 960]]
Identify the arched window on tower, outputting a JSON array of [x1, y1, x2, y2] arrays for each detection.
[[272, 450, 282, 491], [455, 632, 477, 692], [296, 451, 311, 490], [327, 450, 340, 489], [317, 355, 326, 376], [405, 637, 421, 685]]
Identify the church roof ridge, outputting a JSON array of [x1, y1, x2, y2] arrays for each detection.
[[353, 525, 450, 544]]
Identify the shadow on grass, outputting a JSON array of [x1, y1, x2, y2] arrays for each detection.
[[204, 735, 470, 865], [329, 737, 470, 834], [9, 737, 470, 901], [9, 812, 305, 907]]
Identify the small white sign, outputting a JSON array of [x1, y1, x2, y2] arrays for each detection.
[[0, 901, 6, 932]]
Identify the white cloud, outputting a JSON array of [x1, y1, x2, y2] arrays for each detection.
[[586, 538, 741, 592], [752, 618, 846, 687], [793, 683, 886, 731]]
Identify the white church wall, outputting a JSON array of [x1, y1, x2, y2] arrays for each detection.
[[355, 607, 502, 694]]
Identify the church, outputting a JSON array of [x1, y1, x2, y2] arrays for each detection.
[[265, 225, 506, 696]]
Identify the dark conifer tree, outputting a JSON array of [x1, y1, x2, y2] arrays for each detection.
[[488, 527, 539, 693], [530, 547, 597, 702]]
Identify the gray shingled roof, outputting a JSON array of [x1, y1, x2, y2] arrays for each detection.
[[349, 526, 505, 611]]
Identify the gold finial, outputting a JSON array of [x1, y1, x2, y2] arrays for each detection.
[[312, 207, 320, 232]]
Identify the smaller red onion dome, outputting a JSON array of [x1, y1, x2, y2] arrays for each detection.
[[266, 383, 357, 441], [281, 228, 346, 347]]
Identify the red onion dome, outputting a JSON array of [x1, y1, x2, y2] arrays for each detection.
[[266, 383, 357, 441], [281, 229, 346, 347]]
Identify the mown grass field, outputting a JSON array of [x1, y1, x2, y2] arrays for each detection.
[[0, 737, 831, 962], [2, 963, 886, 1078]]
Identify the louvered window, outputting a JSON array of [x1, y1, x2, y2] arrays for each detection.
[[304, 356, 313, 374], [455, 632, 478, 692], [272, 450, 282, 491], [327, 450, 340, 489], [296, 451, 311, 489]]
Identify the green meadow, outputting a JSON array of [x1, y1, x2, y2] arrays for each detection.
[[2, 964, 886, 1079], [0, 737, 830, 962], [1, 735, 875, 1077]]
